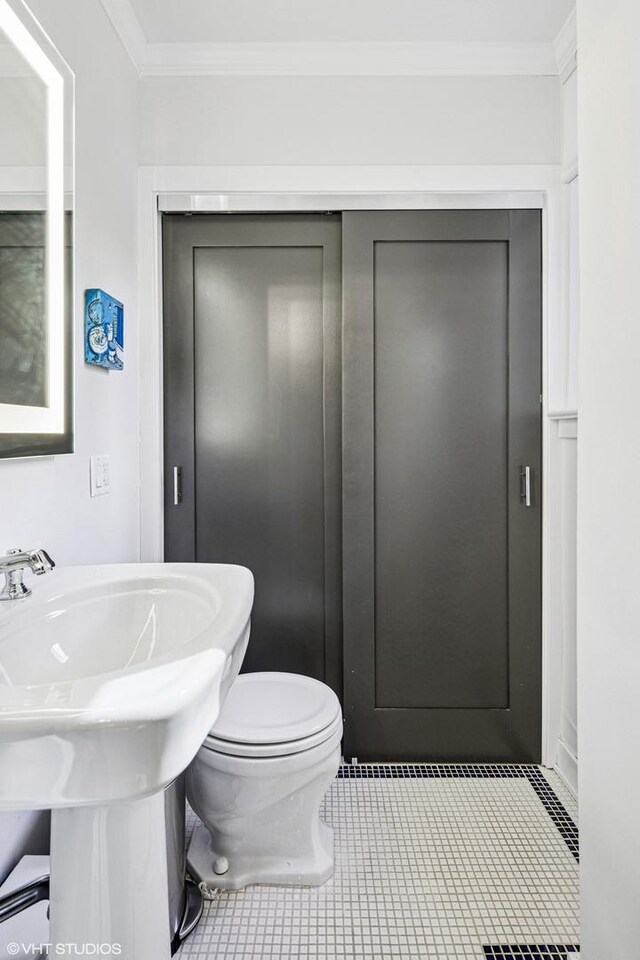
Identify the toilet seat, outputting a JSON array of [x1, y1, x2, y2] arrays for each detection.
[[202, 672, 342, 759], [204, 710, 343, 758]]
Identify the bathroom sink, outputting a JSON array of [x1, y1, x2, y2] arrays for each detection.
[[0, 562, 253, 808]]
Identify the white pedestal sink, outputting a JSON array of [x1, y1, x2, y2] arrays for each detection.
[[0, 562, 253, 960]]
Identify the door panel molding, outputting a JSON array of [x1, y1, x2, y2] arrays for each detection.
[[163, 213, 343, 696], [342, 210, 542, 761]]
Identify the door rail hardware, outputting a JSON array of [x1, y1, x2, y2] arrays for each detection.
[[520, 465, 532, 507], [173, 466, 182, 506]]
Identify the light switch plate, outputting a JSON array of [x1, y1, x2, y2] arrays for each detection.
[[90, 454, 111, 497]]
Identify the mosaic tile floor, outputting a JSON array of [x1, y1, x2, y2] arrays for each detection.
[[177, 765, 579, 960]]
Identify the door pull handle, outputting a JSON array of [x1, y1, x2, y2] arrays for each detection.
[[173, 466, 182, 506], [520, 465, 532, 507]]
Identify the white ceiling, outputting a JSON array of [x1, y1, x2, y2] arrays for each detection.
[[128, 0, 574, 46]]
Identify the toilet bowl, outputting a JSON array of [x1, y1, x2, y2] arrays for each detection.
[[186, 672, 343, 891]]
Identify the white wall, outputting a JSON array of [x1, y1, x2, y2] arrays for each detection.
[[0, 0, 139, 882], [0, 77, 45, 166], [139, 75, 560, 166], [577, 0, 640, 956]]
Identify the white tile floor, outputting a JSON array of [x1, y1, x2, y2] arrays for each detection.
[[178, 765, 579, 960]]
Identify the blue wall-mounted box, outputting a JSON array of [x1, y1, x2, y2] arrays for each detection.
[[85, 289, 124, 370]]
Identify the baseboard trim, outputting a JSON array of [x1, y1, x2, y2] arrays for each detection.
[[556, 740, 578, 798]]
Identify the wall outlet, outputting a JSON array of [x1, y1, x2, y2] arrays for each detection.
[[90, 455, 111, 497]]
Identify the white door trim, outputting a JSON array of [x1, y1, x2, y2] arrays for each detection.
[[157, 190, 546, 212], [137, 163, 569, 769]]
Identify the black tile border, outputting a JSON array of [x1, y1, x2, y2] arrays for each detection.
[[523, 767, 580, 861], [483, 947, 580, 959], [337, 762, 579, 862]]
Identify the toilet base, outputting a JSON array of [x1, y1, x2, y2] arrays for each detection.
[[187, 819, 335, 892]]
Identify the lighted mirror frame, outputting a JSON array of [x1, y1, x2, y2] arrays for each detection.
[[0, 0, 73, 458]]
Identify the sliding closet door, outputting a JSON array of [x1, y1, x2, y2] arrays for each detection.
[[342, 211, 542, 761], [163, 214, 342, 690]]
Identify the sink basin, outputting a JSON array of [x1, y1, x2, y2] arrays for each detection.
[[0, 563, 253, 808], [0, 562, 253, 960]]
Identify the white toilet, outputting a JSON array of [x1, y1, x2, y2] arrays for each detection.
[[186, 672, 343, 891]]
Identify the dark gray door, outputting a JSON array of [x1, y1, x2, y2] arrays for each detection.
[[342, 211, 542, 761], [163, 215, 342, 689]]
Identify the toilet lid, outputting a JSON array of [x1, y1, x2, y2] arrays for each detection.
[[204, 709, 343, 758], [208, 672, 342, 746]]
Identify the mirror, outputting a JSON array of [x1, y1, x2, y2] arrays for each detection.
[[0, 0, 73, 458]]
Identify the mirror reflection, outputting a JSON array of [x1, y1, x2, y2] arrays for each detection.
[[0, 25, 47, 409], [0, 1, 73, 459]]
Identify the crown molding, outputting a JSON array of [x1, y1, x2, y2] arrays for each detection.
[[554, 10, 577, 84], [98, 0, 147, 75], [141, 40, 558, 78], [98, 0, 568, 80]]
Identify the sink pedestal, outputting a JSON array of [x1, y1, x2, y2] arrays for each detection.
[[50, 790, 172, 960]]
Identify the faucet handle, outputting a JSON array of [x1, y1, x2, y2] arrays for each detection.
[[7, 548, 23, 556]]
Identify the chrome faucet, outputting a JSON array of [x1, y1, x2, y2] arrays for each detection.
[[0, 548, 55, 601]]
